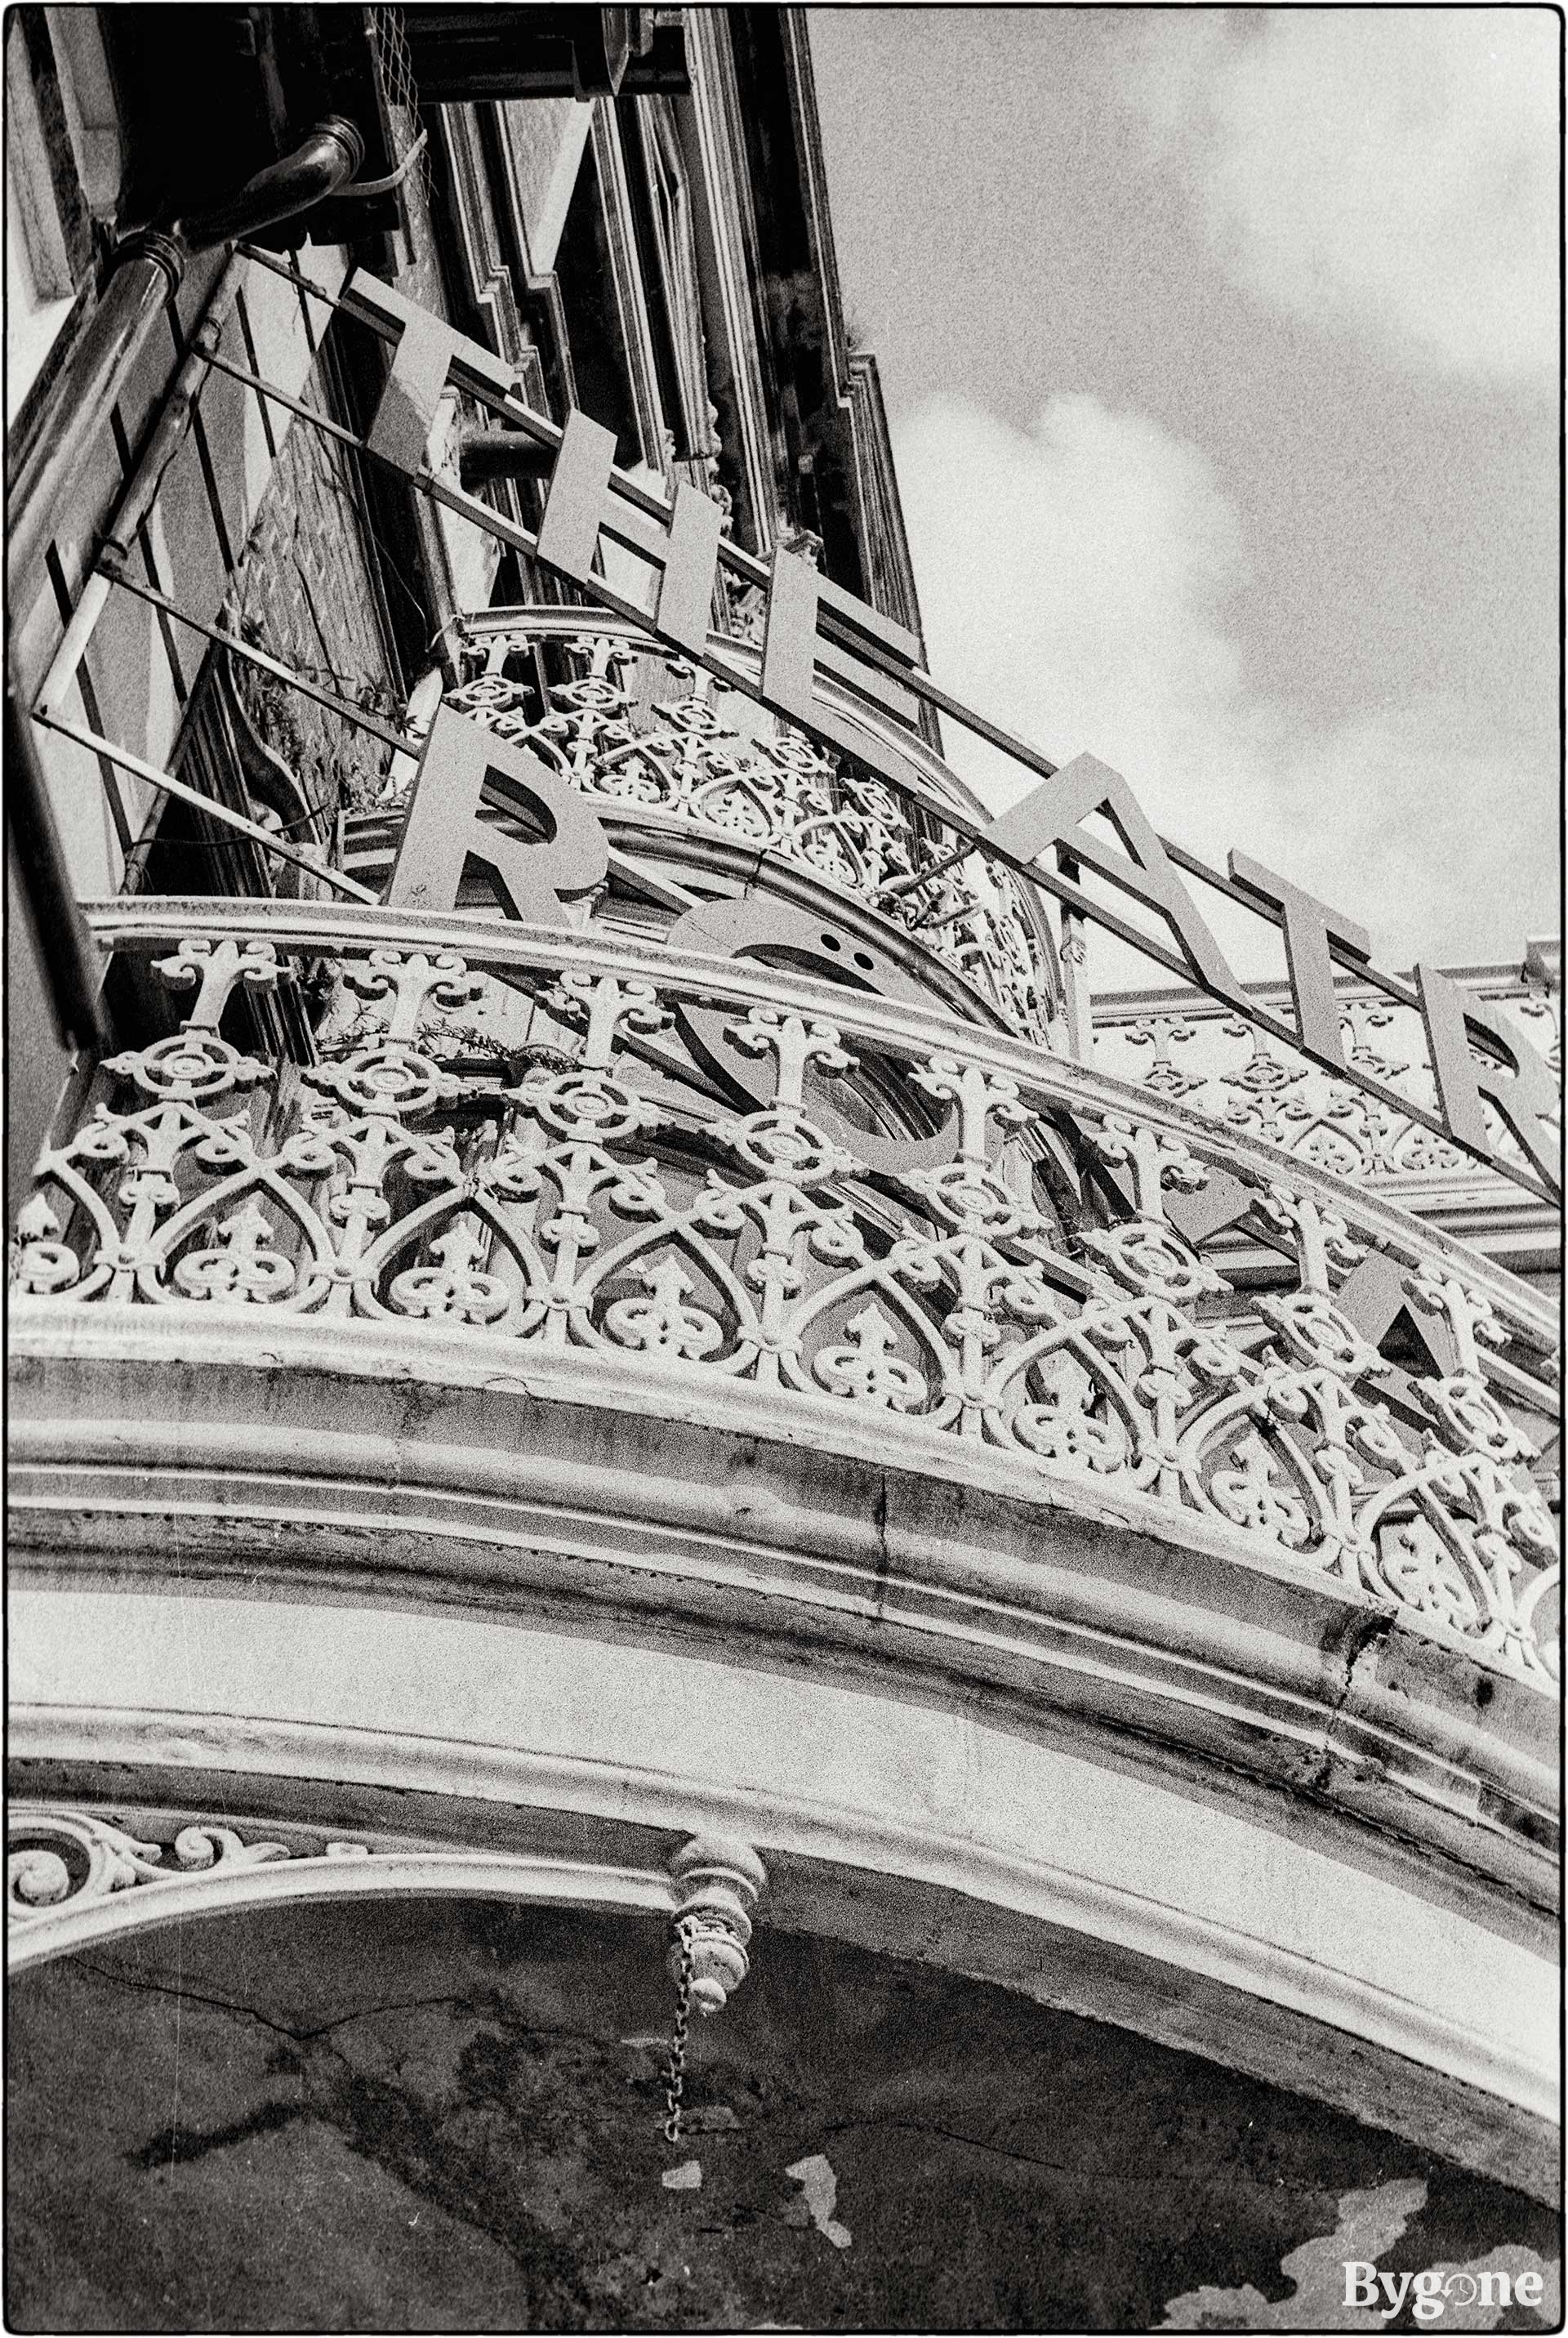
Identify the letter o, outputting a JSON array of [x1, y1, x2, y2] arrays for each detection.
[[664, 894, 960, 1176]]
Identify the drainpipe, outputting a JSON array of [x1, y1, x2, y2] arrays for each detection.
[[100, 254, 247, 569], [34, 252, 251, 728], [456, 427, 555, 489], [174, 115, 363, 249], [7, 116, 364, 599], [6, 230, 185, 603]]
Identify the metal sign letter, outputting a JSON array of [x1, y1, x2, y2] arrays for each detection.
[[1228, 850, 1372, 1070], [349, 274, 531, 475], [1416, 963, 1560, 1185], [386, 705, 609, 923], [981, 752, 1245, 1003], [536, 411, 725, 655]]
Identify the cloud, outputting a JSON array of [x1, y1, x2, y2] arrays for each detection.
[[894, 394, 1559, 975], [896, 395, 1245, 818], [1129, 10, 1558, 386]]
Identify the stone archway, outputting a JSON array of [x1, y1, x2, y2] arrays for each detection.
[[6, 1806, 764, 2008], [7, 1891, 1561, 2333]]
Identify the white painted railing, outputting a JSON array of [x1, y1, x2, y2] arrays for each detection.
[[11, 898, 1559, 1686]]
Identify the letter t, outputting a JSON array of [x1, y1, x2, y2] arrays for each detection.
[[1228, 850, 1371, 1069]]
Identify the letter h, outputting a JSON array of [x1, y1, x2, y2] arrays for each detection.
[[537, 412, 724, 655]]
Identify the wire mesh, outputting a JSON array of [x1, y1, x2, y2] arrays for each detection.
[[367, 5, 434, 225]]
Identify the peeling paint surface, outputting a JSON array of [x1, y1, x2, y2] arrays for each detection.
[[6, 1902, 1560, 2331], [784, 2154, 853, 2250], [1159, 2180, 1560, 2331]]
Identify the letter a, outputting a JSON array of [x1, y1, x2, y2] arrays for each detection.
[[979, 752, 1245, 1002]]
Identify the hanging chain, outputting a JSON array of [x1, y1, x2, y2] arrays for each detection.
[[662, 1919, 697, 2144]]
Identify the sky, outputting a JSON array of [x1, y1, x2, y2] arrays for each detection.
[[808, 7, 1561, 979]]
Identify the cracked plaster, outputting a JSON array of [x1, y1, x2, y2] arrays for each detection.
[[7, 1897, 1559, 2332]]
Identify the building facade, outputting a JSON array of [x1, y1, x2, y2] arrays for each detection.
[[6, 7, 1561, 2328]]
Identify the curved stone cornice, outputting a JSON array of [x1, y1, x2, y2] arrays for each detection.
[[11, 899, 1557, 2201], [6, 1805, 673, 1972], [7, 1802, 765, 2021], [9, 1329, 1557, 1909], [12, 1329, 1558, 2190], [14, 904, 1559, 1698], [9, 1604, 1558, 2189], [5, 1768, 1554, 2202]]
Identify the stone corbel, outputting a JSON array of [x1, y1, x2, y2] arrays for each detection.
[[667, 1835, 766, 2013]]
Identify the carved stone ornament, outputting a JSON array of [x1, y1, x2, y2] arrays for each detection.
[[667, 1836, 768, 2014], [5, 1804, 684, 1972], [7, 1807, 361, 1967]]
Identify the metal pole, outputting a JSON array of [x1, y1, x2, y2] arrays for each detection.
[[6, 234, 185, 600], [97, 254, 248, 573]]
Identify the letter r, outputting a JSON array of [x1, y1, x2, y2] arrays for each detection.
[[386, 704, 609, 925], [1416, 962, 1561, 1188]]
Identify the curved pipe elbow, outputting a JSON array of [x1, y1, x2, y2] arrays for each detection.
[[176, 116, 365, 252]]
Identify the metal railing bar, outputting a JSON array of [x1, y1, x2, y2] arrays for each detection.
[[1159, 837, 1426, 1018], [209, 257, 1517, 1018], [33, 260, 1535, 1113], [198, 346, 371, 454], [417, 613, 1552, 1179], [196, 341, 1398, 1003], [872, 843, 978, 902], [116, 333, 1298, 973], [131, 521, 192, 708], [234, 241, 353, 314], [234, 282, 280, 462], [33, 572, 116, 721], [236, 248, 784, 577], [42, 549, 136, 856], [914, 897, 986, 936], [100, 567, 420, 758], [31, 434, 1525, 1183], [30, 709, 382, 904]]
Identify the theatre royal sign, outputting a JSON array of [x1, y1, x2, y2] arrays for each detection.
[[342, 273, 1555, 1200]]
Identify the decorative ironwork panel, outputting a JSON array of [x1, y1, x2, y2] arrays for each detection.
[[1093, 983, 1562, 1188], [12, 910, 1558, 1688], [417, 625, 1060, 1050]]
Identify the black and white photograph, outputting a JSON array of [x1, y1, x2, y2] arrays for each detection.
[[4, 4, 1561, 2330]]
